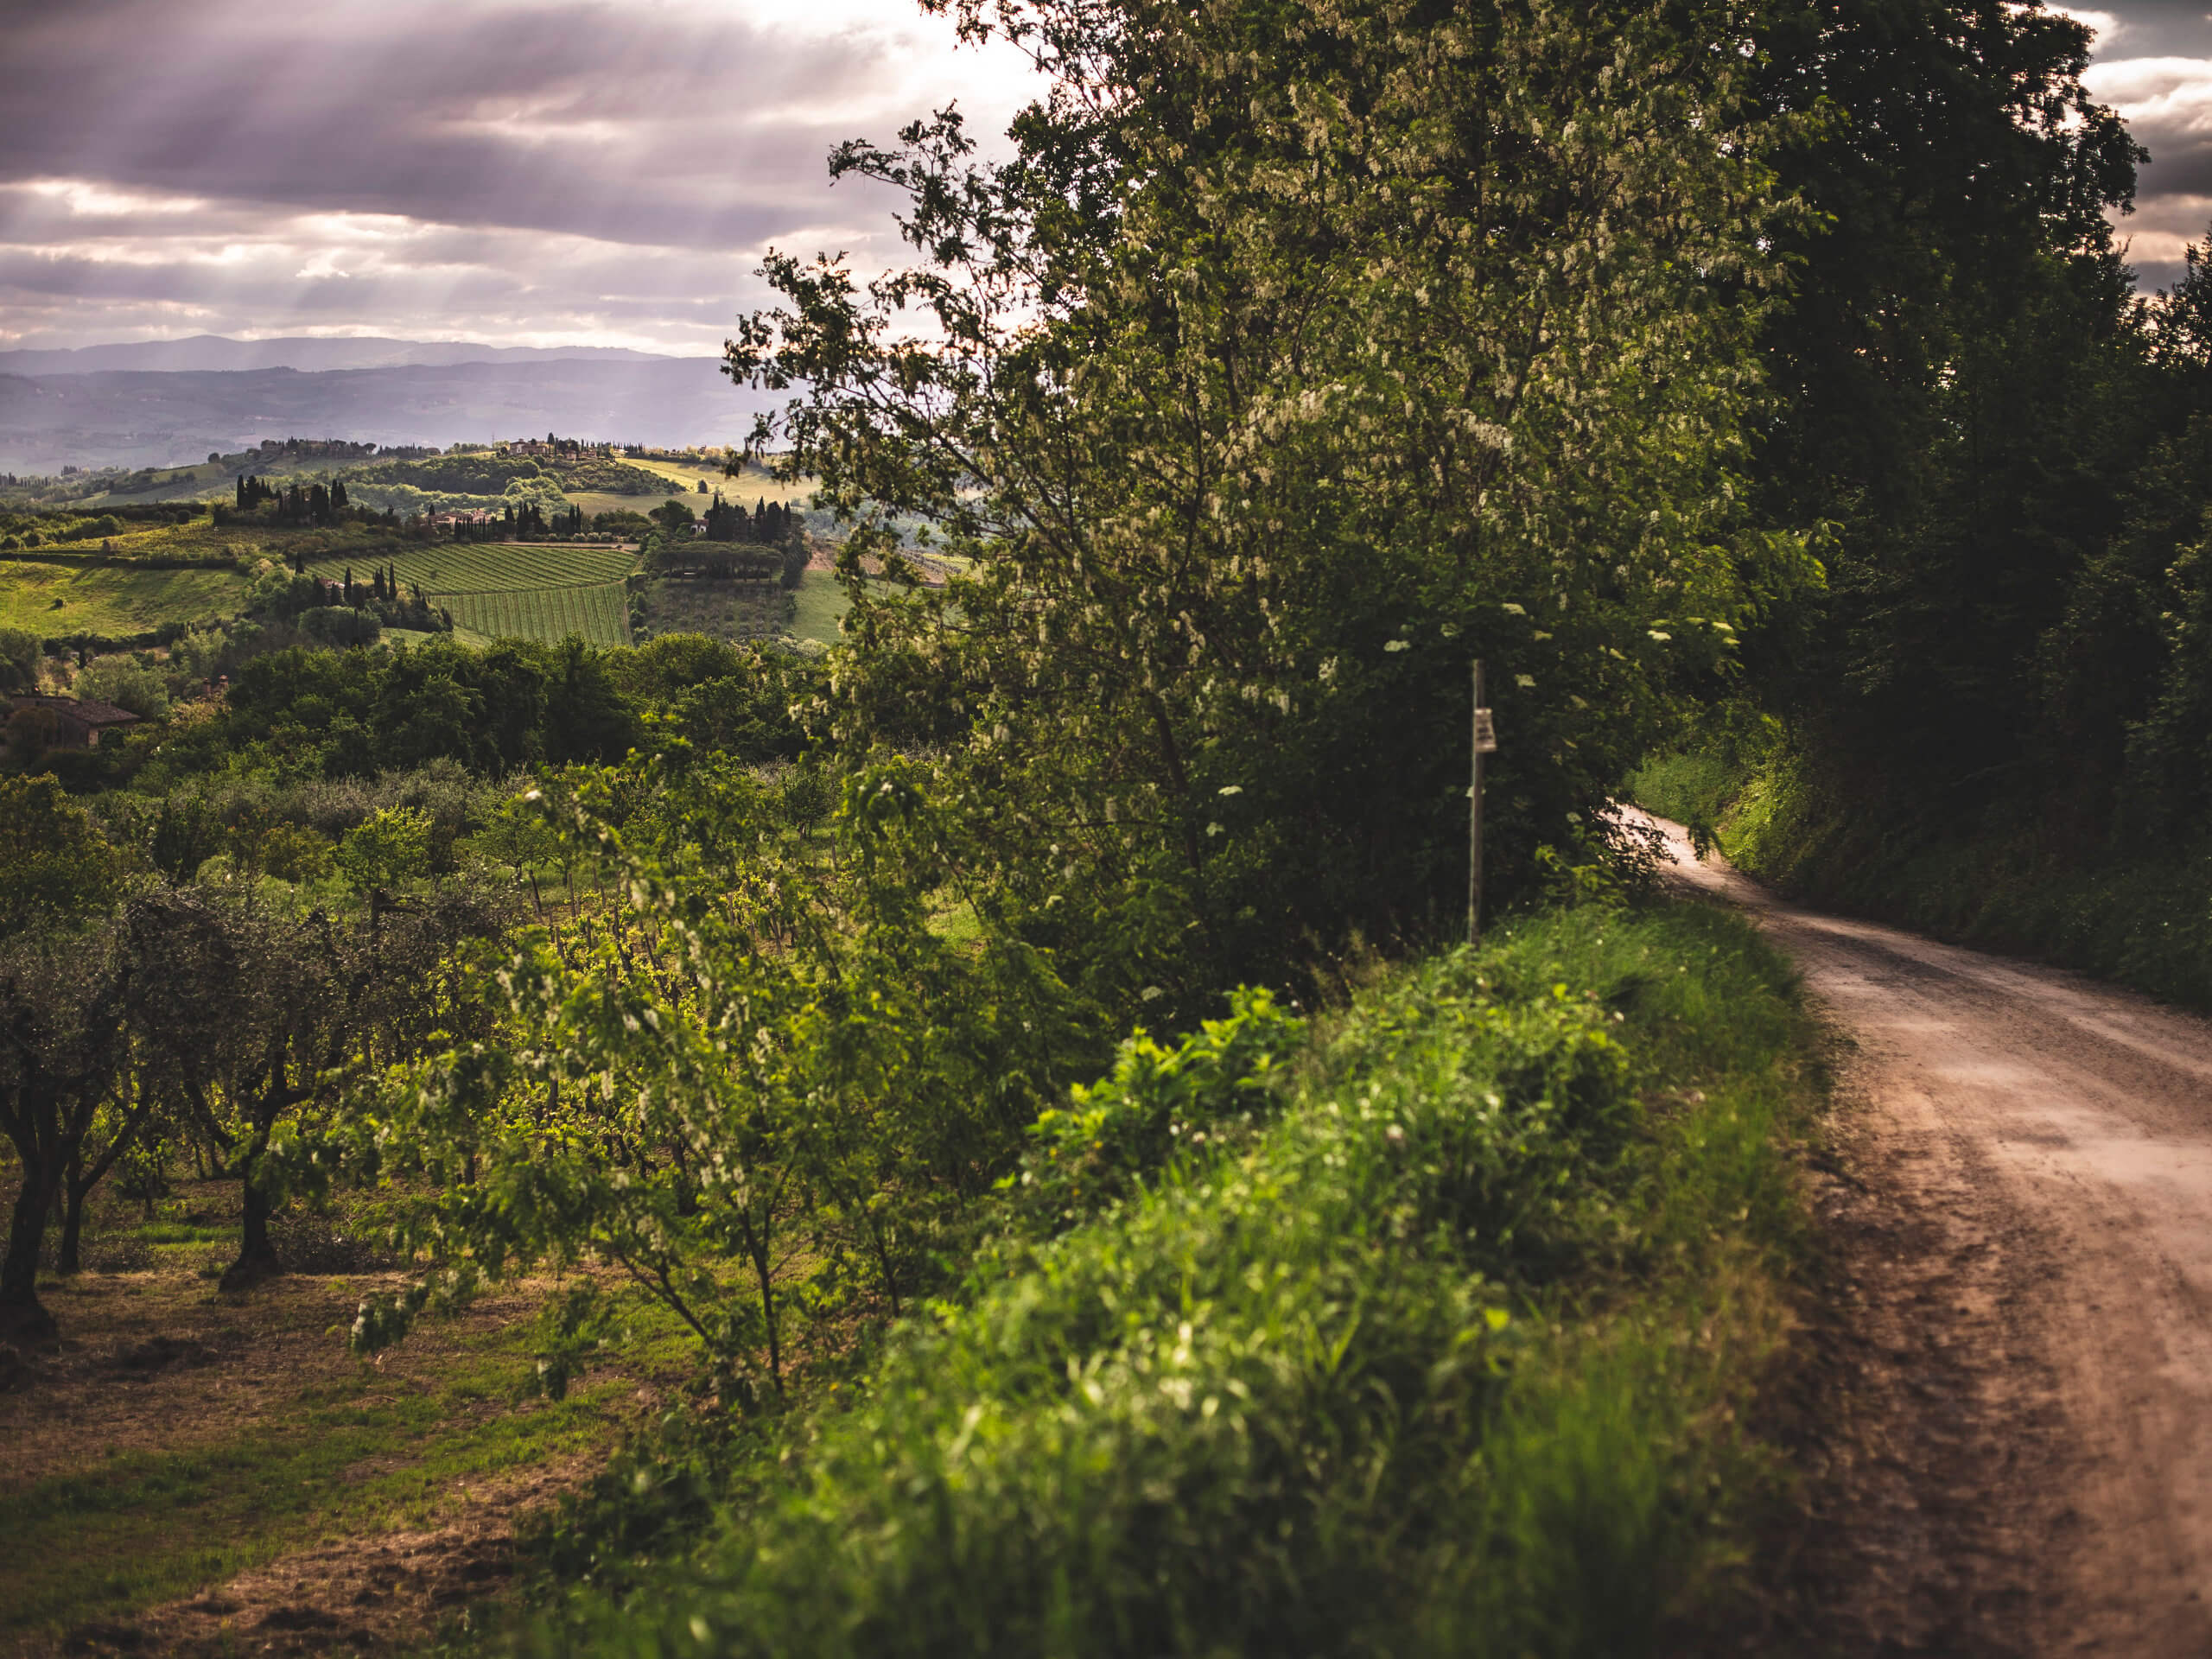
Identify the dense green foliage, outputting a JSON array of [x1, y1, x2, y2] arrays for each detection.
[[734, 0, 1818, 1013], [353, 454, 557, 498], [1630, 213, 2212, 992], [493, 903, 1811, 1657], [1645, 0, 2212, 941], [108, 633, 813, 790]]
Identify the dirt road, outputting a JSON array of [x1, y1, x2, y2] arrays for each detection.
[[1641, 813, 2212, 1656]]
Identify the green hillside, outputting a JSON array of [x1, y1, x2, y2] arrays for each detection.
[[0, 559, 247, 638]]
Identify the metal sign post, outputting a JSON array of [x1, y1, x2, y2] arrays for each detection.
[[1469, 658, 1497, 948]]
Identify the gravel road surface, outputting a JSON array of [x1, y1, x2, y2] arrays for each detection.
[[1639, 811, 2212, 1656]]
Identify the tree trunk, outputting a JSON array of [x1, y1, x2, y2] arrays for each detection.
[[57, 1146, 84, 1277], [220, 1165, 283, 1292], [0, 1155, 58, 1340]]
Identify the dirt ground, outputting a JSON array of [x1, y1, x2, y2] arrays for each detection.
[[52, 1464, 573, 1659], [1642, 811, 2212, 1656], [0, 1247, 645, 1656]]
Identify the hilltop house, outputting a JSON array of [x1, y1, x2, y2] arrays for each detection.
[[4, 693, 139, 751]]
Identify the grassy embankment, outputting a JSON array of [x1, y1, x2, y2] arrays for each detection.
[[502, 898, 1821, 1657], [1631, 741, 2212, 1009]]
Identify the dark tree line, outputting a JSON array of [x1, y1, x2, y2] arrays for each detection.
[[233, 475, 359, 527], [1714, 0, 2212, 879], [700, 494, 797, 546]]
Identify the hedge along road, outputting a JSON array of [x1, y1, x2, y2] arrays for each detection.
[[1632, 810, 2212, 1654]]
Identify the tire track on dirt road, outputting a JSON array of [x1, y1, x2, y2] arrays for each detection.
[[1636, 812, 2212, 1656]]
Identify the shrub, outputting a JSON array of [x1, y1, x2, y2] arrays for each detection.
[[300, 606, 382, 647], [335, 806, 432, 893], [0, 626, 39, 691], [73, 655, 170, 721]]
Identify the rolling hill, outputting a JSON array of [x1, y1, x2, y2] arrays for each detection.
[[0, 357, 772, 474]]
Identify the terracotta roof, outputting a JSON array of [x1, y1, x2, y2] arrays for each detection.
[[9, 693, 139, 727]]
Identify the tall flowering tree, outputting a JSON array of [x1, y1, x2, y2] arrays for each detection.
[[734, 0, 1815, 1010]]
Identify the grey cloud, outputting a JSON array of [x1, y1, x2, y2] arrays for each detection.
[[0, 1, 929, 252], [2069, 6, 2212, 288], [0, 0, 1034, 351], [2083, 1, 2212, 55]]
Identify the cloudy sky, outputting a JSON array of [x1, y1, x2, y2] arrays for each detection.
[[0, 0, 1046, 355], [2065, 2, 2212, 286], [0, 0, 2203, 356]]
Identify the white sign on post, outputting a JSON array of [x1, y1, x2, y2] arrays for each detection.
[[1472, 708, 1497, 753]]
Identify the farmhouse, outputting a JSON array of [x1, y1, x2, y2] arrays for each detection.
[[4, 692, 139, 750]]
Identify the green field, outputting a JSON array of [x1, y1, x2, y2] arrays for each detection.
[[299, 541, 634, 591], [437, 582, 631, 647], [623, 456, 815, 505], [564, 491, 664, 521], [73, 461, 232, 507], [88, 518, 416, 569], [790, 567, 850, 645], [0, 560, 247, 637]]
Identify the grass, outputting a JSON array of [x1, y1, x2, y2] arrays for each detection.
[[0, 559, 247, 636], [618, 459, 814, 505], [788, 569, 849, 645], [564, 493, 658, 521], [509, 899, 1819, 1657], [0, 1327, 621, 1637], [0, 1167, 709, 1645], [73, 461, 233, 507], [54, 518, 416, 568]]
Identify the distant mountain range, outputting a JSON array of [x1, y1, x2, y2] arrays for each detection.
[[0, 334, 675, 376], [0, 341, 772, 474]]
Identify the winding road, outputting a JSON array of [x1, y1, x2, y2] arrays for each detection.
[[1641, 812, 2212, 1655]]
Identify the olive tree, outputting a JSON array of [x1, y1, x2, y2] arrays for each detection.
[[127, 888, 503, 1288], [0, 925, 132, 1338]]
